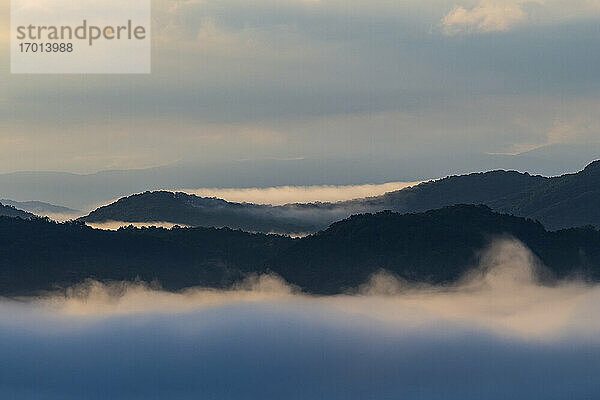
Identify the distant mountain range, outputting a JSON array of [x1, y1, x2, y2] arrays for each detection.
[[0, 199, 79, 216], [81, 160, 600, 233], [1, 205, 599, 296], [1, 144, 598, 210]]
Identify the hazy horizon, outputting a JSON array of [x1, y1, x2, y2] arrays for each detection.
[[2, 154, 599, 210]]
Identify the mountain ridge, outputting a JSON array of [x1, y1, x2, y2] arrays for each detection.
[[2, 148, 598, 210], [80, 160, 600, 232], [3, 205, 600, 296]]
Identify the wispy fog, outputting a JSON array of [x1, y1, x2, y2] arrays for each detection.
[[1, 239, 599, 399], [184, 181, 421, 205], [81, 182, 424, 233]]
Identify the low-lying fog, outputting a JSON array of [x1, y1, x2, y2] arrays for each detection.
[[80, 182, 421, 232], [184, 181, 421, 205], [1, 240, 599, 399]]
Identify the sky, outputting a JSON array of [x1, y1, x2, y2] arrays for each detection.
[[1, 0, 600, 176]]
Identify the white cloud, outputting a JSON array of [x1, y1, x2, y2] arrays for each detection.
[[441, 0, 600, 35], [442, 1, 530, 35], [545, 117, 600, 146], [507, 109, 600, 155]]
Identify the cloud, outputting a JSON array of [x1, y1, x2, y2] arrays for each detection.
[[545, 116, 600, 146], [442, 1, 531, 35], [441, 0, 600, 35], [2, 0, 600, 176], [342, 239, 598, 339], [506, 109, 600, 155], [184, 181, 421, 205]]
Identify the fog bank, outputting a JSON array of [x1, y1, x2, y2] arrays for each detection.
[[184, 181, 421, 205], [1, 239, 599, 399]]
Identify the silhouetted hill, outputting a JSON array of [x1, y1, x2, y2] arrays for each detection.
[[0, 216, 292, 296], [3, 205, 600, 296], [0, 203, 34, 219], [343, 160, 600, 231], [81, 191, 343, 234], [80, 160, 600, 233], [269, 205, 600, 293], [1, 199, 79, 216], [348, 170, 547, 213], [486, 160, 600, 230]]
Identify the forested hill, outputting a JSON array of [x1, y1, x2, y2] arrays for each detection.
[[268, 205, 600, 293], [80, 191, 340, 234], [2, 205, 600, 296], [348, 169, 547, 213], [0, 203, 34, 219], [349, 160, 600, 230], [0, 215, 292, 296]]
